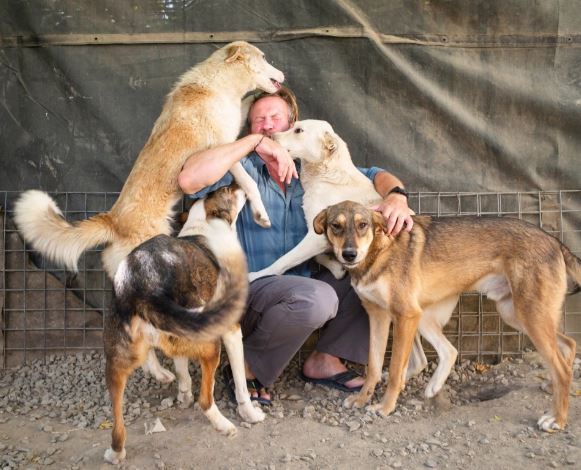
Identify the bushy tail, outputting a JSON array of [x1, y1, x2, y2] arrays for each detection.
[[145, 266, 249, 342], [13, 190, 116, 272], [561, 244, 581, 294]]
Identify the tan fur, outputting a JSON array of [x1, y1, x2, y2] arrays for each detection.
[[14, 41, 284, 279], [315, 201, 578, 432]]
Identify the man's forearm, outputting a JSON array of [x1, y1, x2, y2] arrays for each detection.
[[373, 171, 406, 198], [178, 134, 263, 194]]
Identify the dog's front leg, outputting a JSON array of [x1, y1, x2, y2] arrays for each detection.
[[344, 302, 391, 410], [369, 309, 421, 417], [229, 162, 271, 228], [222, 326, 265, 423], [249, 232, 328, 281]]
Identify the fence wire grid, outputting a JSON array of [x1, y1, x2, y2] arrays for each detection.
[[1, 190, 581, 369]]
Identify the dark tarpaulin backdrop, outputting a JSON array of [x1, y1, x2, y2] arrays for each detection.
[[1, 0, 581, 194]]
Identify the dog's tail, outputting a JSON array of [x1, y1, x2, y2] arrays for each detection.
[[13, 190, 115, 272], [561, 244, 581, 295], [145, 266, 248, 342]]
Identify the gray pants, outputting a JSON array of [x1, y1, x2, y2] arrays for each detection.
[[241, 270, 370, 388]]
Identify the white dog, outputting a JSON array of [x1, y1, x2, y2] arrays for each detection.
[[249, 119, 427, 378]]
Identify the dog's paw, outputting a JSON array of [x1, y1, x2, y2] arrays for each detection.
[[343, 393, 368, 409], [104, 447, 126, 465], [177, 390, 194, 408], [238, 402, 266, 423], [367, 402, 395, 417], [537, 414, 562, 432], [424, 381, 443, 399], [253, 210, 271, 229], [215, 418, 238, 437], [144, 365, 176, 384]]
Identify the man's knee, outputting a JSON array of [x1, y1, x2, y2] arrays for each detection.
[[286, 280, 338, 328]]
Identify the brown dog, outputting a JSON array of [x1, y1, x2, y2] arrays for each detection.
[[314, 200, 579, 432], [104, 184, 256, 464]]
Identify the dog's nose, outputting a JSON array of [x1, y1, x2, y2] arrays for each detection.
[[342, 248, 357, 263]]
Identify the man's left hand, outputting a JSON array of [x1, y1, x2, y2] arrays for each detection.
[[371, 193, 414, 236]]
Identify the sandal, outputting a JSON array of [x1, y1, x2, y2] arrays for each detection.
[[222, 364, 272, 406]]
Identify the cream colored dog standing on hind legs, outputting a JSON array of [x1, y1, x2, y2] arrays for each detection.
[[14, 41, 286, 424]]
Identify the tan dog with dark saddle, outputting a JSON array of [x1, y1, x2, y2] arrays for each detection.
[[314, 200, 578, 432]]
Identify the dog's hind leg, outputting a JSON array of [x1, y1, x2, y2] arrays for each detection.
[[199, 344, 237, 436], [229, 162, 271, 228], [418, 296, 459, 398], [405, 333, 428, 380], [222, 326, 265, 423], [142, 350, 176, 384], [174, 356, 194, 407], [497, 287, 573, 431]]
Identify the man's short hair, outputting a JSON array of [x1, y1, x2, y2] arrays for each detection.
[[250, 86, 299, 124]]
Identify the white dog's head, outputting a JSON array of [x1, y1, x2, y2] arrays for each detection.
[[218, 41, 284, 94], [272, 119, 342, 164]]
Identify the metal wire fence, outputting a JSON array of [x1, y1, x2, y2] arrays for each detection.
[[1, 190, 580, 368]]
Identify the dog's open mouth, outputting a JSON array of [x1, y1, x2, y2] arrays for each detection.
[[271, 79, 281, 89]]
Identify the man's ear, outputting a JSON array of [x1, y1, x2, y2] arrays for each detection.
[[313, 209, 328, 234], [372, 211, 388, 234], [323, 131, 338, 153], [225, 45, 243, 63]]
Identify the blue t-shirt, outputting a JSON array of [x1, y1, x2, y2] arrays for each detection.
[[190, 152, 383, 277]]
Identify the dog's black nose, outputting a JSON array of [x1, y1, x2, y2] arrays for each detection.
[[342, 249, 357, 262]]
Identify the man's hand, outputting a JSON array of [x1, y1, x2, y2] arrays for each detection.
[[371, 193, 414, 236], [255, 136, 298, 185]]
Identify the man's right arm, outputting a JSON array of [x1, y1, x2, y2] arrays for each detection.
[[178, 135, 298, 194], [178, 134, 263, 194]]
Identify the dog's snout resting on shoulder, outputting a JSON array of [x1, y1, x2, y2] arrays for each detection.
[[103, 184, 265, 465], [314, 200, 578, 432]]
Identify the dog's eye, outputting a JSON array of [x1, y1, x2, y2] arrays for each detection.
[[294, 128, 304, 134], [330, 223, 342, 231], [358, 222, 368, 230]]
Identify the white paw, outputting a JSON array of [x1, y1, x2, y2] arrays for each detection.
[[253, 210, 271, 229], [238, 402, 266, 423], [215, 418, 238, 437], [424, 381, 442, 399], [327, 264, 347, 280], [104, 447, 126, 465], [537, 414, 561, 432], [177, 390, 194, 408], [205, 403, 237, 437], [148, 367, 176, 384]]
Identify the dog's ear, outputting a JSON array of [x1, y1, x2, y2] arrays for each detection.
[[313, 208, 328, 234], [225, 45, 244, 63], [323, 131, 338, 153], [372, 211, 388, 234]]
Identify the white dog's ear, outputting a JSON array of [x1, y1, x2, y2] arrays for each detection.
[[313, 209, 328, 234], [225, 45, 244, 63], [323, 131, 338, 153]]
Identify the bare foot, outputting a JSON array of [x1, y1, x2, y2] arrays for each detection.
[[302, 351, 364, 389]]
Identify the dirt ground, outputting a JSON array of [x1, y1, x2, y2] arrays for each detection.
[[0, 353, 580, 470]]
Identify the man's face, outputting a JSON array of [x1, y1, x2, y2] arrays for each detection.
[[249, 96, 291, 137]]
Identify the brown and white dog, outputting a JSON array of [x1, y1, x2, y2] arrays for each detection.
[[104, 184, 264, 464], [14, 41, 283, 392], [314, 200, 579, 432]]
